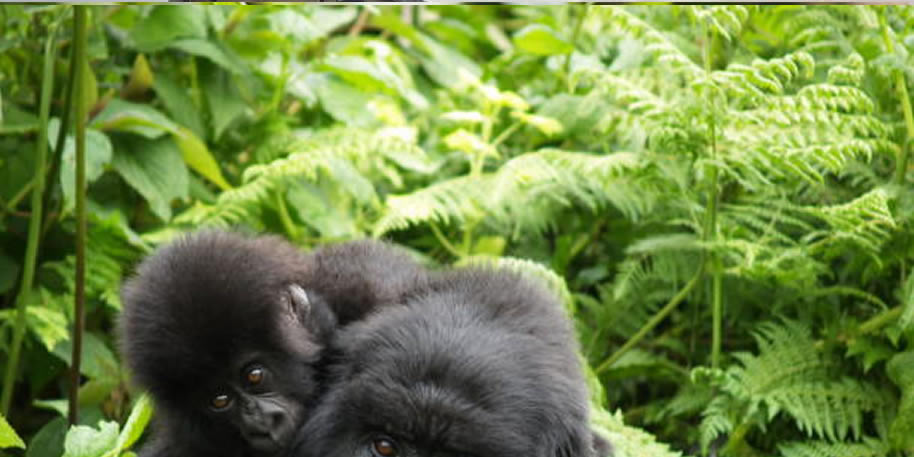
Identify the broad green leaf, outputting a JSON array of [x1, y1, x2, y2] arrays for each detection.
[[169, 39, 247, 75], [130, 5, 208, 52], [416, 34, 481, 88], [62, 421, 118, 457], [26, 417, 67, 457], [311, 7, 358, 37], [512, 24, 573, 56], [201, 64, 246, 140], [52, 332, 119, 380], [320, 56, 395, 95], [370, 13, 429, 53], [172, 126, 232, 191], [91, 99, 178, 139], [112, 136, 189, 222], [0, 414, 25, 449], [108, 395, 153, 456], [0, 103, 39, 134], [154, 75, 206, 139], [313, 75, 379, 127], [50, 119, 113, 212]]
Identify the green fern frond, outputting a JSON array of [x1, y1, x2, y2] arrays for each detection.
[[690, 5, 753, 42], [810, 187, 896, 252], [374, 175, 488, 236], [375, 149, 656, 237], [728, 320, 827, 398], [176, 127, 431, 228], [596, 7, 703, 81], [712, 51, 814, 97], [767, 378, 885, 441], [699, 396, 734, 454], [777, 437, 888, 457]]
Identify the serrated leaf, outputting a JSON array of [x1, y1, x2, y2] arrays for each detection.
[[417, 34, 481, 88], [153, 75, 206, 139], [201, 64, 246, 140], [50, 119, 113, 212], [62, 422, 118, 457], [91, 99, 177, 139], [169, 39, 246, 75], [0, 414, 25, 449], [172, 126, 232, 191], [112, 136, 189, 221], [320, 56, 395, 95], [512, 24, 573, 56]]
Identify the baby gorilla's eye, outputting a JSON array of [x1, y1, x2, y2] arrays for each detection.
[[371, 437, 398, 457], [246, 366, 264, 386], [210, 393, 232, 410]]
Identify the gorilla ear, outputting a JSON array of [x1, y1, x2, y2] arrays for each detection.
[[285, 284, 311, 321]]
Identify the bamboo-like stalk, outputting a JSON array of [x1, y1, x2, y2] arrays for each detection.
[[0, 17, 59, 416], [68, 5, 88, 426]]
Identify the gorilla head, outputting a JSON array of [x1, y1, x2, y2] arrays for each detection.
[[293, 268, 598, 457], [120, 231, 426, 457]]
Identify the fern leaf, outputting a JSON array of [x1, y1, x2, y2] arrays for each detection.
[[778, 437, 889, 457]]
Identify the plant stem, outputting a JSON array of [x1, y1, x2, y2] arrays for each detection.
[[595, 266, 704, 374], [69, 5, 88, 426], [702, 17, 723, 370], [562, 4, 589, 93], [274, 190, 299, 240], [880, 9, 914, 185], [0, 17, 58, 417], [430, 223, 463, 258]]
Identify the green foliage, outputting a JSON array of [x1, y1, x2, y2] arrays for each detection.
[[2, 4, 914, 457]]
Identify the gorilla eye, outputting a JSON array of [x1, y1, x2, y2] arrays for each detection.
[[210, 393, 232, 410], [371, 437, 398, 457], [246, 366, 264, 386]]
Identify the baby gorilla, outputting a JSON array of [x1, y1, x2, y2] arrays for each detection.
[[120, 231, 425, 457], [293, 268, 601, 457]]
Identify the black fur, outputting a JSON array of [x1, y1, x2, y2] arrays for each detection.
[[292, 268, 599, 457], [120, 230, 425, 457]]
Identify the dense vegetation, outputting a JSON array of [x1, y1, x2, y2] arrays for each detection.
[[1, 4, 913, 457]]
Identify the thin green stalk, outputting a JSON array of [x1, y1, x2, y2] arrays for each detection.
[[595, 266, 704, 374], [69, 6, 88, 426], [0, 19, 59, 417], [702, 17, 723, 370], [41, 26, 80, 236], [562, 4, 590, 93], [274, 191, 299, 240], [880, 9, 914, 184], [430, 223, 463, 258]]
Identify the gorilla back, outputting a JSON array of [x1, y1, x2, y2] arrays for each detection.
[[295, 268, 596, 457], [120, 231, 426, 457]]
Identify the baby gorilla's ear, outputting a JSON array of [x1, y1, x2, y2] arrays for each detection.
[[284, 284, 311, 322]]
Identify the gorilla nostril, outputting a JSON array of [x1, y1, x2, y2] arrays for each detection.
[[269, 411, 288, 429]]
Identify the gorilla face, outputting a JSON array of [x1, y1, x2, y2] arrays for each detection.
[[120, 231, 427, 457], [294, 269, 596, 457]]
